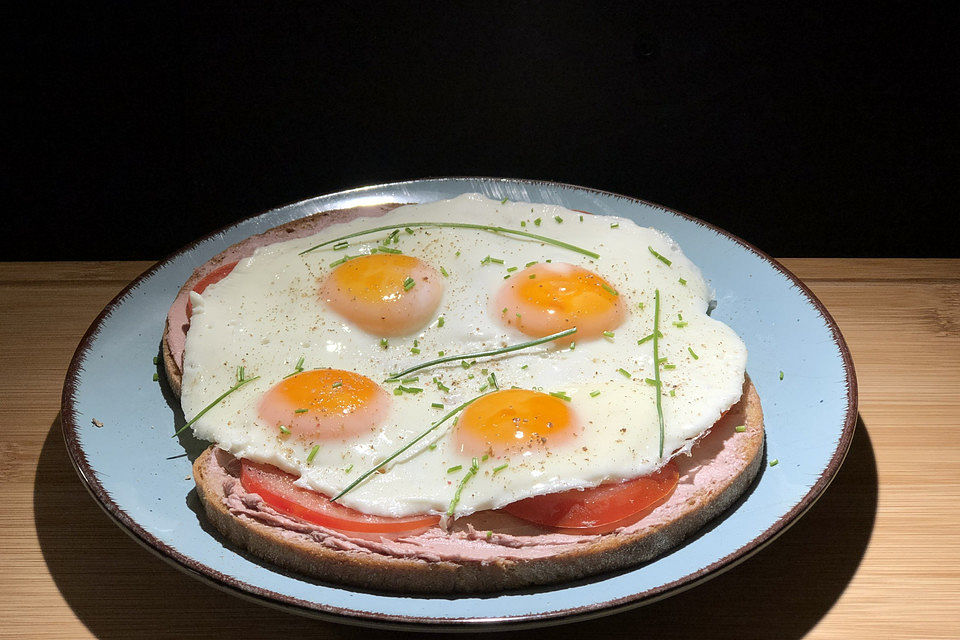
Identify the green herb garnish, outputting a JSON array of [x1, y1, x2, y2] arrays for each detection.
[[492, 463, 508, 474], [447, 465, 462, 474], [306, 444, 320, 464], [769, 458, 779, 467], [387, 327, 577, 380], [648, 246, 672, 266], [331, 393, 491, 502], [652, 288, 665, 457], [294, 408, 308, 414], [447, 457, 481, 516], [735, 425, 747, 433], [299, 222, 600, 259], [173, 369, 260, 437], [589, 390, 601, 397], [688, 347, 699, 360], [279, 425, 291, 435], [617, 368, 632, 378], [549, 391, 572, 401]]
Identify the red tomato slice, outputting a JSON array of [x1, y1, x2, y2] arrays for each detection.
[[239, 459, 441, 534], [503, 461, 679, 534], [186, 261, 239, 319]]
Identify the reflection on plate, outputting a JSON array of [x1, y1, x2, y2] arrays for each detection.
[[61, 178, 856, 630]]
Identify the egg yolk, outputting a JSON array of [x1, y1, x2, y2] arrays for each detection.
[[455, 389, 578, 456], [320, 254, 444, 336], [258, 369, 390, 439], [495, 263, 625, 342]]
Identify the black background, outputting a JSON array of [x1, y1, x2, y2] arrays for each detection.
[[5, 2, 957, 260]]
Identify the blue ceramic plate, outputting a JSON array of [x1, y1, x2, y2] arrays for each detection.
[[62, 178, 856, 630]]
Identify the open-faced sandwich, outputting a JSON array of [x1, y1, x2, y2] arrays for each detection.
[[163, 194, 764, 593]]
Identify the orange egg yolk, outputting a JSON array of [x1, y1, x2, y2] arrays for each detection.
[[455, 389, 578, 456], [320, 253, 443, 336], [494, 263, 626, 342], [258, 369, 390, 439]]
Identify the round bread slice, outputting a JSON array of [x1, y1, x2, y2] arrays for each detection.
[[192, 376, 763, 593]]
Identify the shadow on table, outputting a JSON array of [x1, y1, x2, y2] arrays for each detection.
[[36, 414, 877, 639]]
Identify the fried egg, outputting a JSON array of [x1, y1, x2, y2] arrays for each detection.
[[180, 194, 747, 518]]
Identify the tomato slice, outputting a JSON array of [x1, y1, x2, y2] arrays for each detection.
[[503, 461, 679, 534], [239, 459, 441, 534], [186, 261, 239, 319]]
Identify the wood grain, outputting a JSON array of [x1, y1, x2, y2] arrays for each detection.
[[1, 259, 957, 639]]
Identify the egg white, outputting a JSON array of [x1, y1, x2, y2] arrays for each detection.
[[180, 194, 747, 518]]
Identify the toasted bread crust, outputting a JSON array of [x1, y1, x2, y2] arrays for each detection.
[[192, 378, 763, 593]]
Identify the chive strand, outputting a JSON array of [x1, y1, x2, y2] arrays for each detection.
[[387, 327, 577, 380], [298, 222, 600, 259], [173, 375, 260, 437], [330, 392, 490, 502], [653, 288, 665, 457]]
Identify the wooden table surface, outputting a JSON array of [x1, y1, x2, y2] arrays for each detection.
[[1, 259, 957, 639]]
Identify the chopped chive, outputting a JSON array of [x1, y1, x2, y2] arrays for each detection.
[[520, 364, 528, 369], [600, 283, 619, 296], [645, 378, 660, 386], [152, 373, 159, 381], [294, 408, 308, 414], [500, 196, 508, 204], [492, 463, 508, 475], [602, 330, 615, 339], [403, 276, 415, 291], [237, 366, 245, 382], [638, 302, 645, 310], [377, 246, 403, 254], [589, 390, 601, 397], [506, 266, 518, 272], [779, 370, 784, 380], [433, 377, 450, 392], [534, 218, 542, 226], [428, 443, 437, 450], [400, 376, 419, 384], [525, 261, 537, 267], [455, 250, 461, 257], [330, 396, 496, 502], [617, 368, 632, 378], [404, 227, 414, 235], [486, 530, 493, 539], [345, 464, 354, 473], [769, 459, 779, 467], [678, 277, 687, 285], [610, 222, 619, 228], [688, 347, 699, 360], [648, 246, 672, 266], [328, 255, 352, 268], [520, 220, 527, 227], [306, 445, 320, 464], [153, 356, 158, 364], [478, 383, 489, 392], [735, 425, 747, 433], [302, 222, 603, 259], [569, 341, 576, 350], [440, 266, 449, 277], [548, 391, 571, 401], [333, 241, 349, 250], [438, 351, 445, 356], [652, 289, 665, 457], [554, 215, 563, 223], [637, 330, 664, 345], [663, 364, 676, 370], [279, 425, 291, 435], [387, 327, 577, 380], [431, 402, 445, 409], [173, 373, 260, 437], [482, 454, 489, 461], [481, 255, 505, 265], [447, 465, 462, 474], [410, 347, 421, 354], [437, 316, 445, 327], [380, 338, 389, 349], [579, 214, 584, 221], [528, 274, 536, 279], [669, 388, 676, 396], [489, 372, 499, 390], [501, 307, 508, 314], [673, 321, 688, 328], [398, 385, 423, 394], [393, 388, 403, 396], [447, 457, 481, 516]]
